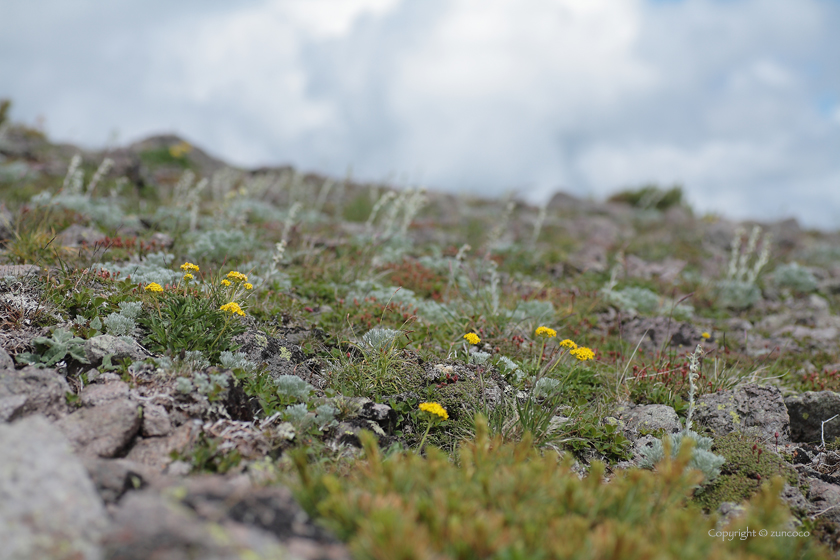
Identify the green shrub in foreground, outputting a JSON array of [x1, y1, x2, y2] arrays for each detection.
[[293, 417, 827, 560]]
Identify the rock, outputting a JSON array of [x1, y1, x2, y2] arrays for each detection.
[[566, 244, 608, 273], [149, 231, 174, 248], [0, 346, 13, 370], [56, 223, 106, 247], [0, 365, 70, 421], [79, 379, 130, 407], [84, 334, 150, 364], [807, 478, 840, 523], [0, 415, 109, 560], [233, 329, 324, 388], [0, 263, 42, 278], [621, 404, 681, 434], [785, 391, 840, 443], [624, 255, 686, 284], [179, 475, 351, 560], [102, 491, 273, 560], [141, 402, 173, 437], [127, 422, 199, 472], [82, 456, 151, 505], [356, 398, 397, 434], [618, 316, 706, 354], [693, 383, 790, 443], [57, 398, 142, 457]]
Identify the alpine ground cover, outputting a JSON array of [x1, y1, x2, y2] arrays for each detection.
[[1, 110, 840, 557]]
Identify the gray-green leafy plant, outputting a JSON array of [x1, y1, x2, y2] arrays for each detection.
[[16, 328, 89, 367], [773, 262, 817, 294]]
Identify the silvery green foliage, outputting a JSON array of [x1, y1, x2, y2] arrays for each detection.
[[182, 351, 209, 371], [103, 312, 135, 337], [507, 300, 555, 323], [275, 375, 314, 401], [716, 225, 772, 309], [471, 351, 491, 365], [315, 404, 337, 425], [219, 351, 255, 372], [175, 377, 193, 394], [774, 262, 817, 293], [92, 252, 179, 287], [151, 206, 191, 231], [191, 229, 253, 261], [346, 280, 453, 324], [362, 327, 401, 351], [639, 430, 725, 483], [283, 403, 309, 423], [117, 301, 143, 319], [605, 286, 694, 320], [497, 356, 525, 382], [715, 281, 761, 310], [533, 377, 561, 398], [30, 192, 140, 230], [193, 373, 214, 394]]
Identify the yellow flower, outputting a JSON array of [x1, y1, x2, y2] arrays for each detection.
[[463, 332, 481, 345], [144, 282, 163, 293], [168, 141, 192, 159], [244, 283, 253, 290], [701, 332, 711, 339], [219, 302, 245, 316], [570, 347, 595, 361], [180, 262, 199, 273], [183, 273, 194, 281], [221, 279, 231, 287], [559, 339, 578, 350], [226, 271, 248, 282], [418, 402, 449, 420], [535, 326, 557, 338]]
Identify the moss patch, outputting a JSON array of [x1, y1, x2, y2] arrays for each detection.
[[693, 432, 798, 512]]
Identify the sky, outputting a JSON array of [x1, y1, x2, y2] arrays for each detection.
[[2, 0, 840, 228]]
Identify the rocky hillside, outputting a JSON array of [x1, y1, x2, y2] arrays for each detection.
[[2, 107, 840, 559]]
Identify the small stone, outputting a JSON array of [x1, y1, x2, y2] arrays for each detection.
[[0, 347, 13, 370], [785, 391, 840, 443], [622, 404, 681, 434], [0, 415, 109, 560], [141, 403, 173, 437], [84, 334, 149, 364], [693, 383, 790, 443], [127, 422, 199, 472], [80, 380, 130, 407], [0, 365, 70, 421], [57, 398, 142, 457]]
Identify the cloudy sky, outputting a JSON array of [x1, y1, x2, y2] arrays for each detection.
[[2, 0, 840, 228]]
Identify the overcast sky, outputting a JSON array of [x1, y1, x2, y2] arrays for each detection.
[[2, 0, 840, 228]]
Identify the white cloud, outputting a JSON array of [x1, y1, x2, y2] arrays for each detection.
[[2, 0, 840, 227]]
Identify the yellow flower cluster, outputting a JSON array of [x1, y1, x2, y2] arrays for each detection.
[[221, 279, 231, 287], [244, 283, 253, 290], [419, 402, 449, 420], [180, 262, 199, 273], [559, 339, 577, 350], [144, 282, 163, 293], [535, 326, 557, 338], [701, 332, 711, 339], [463, 332, 481, 345], [219, 302, 246, 316], [570, 347, 595, 361], [168, 141, 192, 159], [226, 271, 248, 283], [183, 273, 194, 281]]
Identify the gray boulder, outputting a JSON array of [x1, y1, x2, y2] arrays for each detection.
[[621, 404, 682, 434], [785, 391, 840, 443], [84, 334, 150, 364], [693, 383, 790, 443], [0, 365, 70, 422], [57, 398, 142, 457], [0, 347, 13, 370], [0, 415, 109, 560]]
